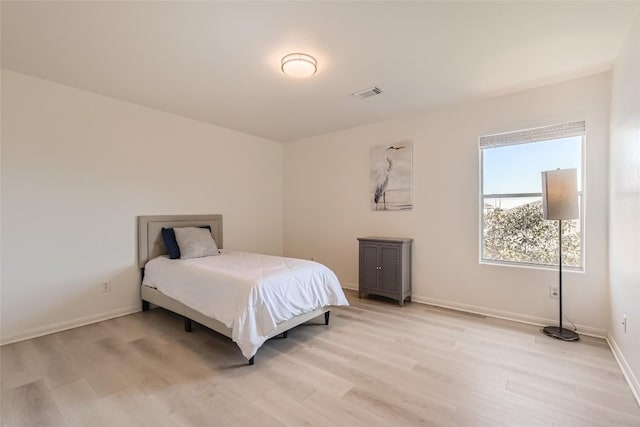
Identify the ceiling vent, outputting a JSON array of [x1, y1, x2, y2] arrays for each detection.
[[351, 86, 383, 99]]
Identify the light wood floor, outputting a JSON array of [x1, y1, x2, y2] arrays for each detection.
[[2, 290, 639, 426]]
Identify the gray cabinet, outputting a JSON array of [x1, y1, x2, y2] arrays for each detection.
[[358, 237, 412, 306]]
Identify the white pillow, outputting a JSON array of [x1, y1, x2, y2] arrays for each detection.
[[173, 227, 220, 259]]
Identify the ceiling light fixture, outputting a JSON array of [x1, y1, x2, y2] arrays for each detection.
[[281, 53, 317, 78]]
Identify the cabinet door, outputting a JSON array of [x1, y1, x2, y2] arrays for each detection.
[[380, 244, 400, 293], [361, 243, 380, 290]]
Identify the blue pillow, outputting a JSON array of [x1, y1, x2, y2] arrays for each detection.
[[162, 226, 211, 259]]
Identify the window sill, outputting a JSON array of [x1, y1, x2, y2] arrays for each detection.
[[479, 259, 585, 273]]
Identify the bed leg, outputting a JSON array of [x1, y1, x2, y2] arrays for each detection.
[[142, 300, 150, 311], [249, 356, 255, 366], [281, 330, 288, 339], [184, 317, 192, 332], [324, 311, 330, 325]]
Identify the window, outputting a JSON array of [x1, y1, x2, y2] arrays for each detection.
[[479, 122, 584, 269]]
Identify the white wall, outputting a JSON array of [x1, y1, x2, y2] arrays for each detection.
[[0, 70, 283, 343], [284, 72, 610, 335], [609, 15, 640, 401]]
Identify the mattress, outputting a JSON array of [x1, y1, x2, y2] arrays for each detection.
[[142, 251, 349, 358]]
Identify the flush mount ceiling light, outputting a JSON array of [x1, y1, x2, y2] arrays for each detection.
[[281, 53, 317, 78]]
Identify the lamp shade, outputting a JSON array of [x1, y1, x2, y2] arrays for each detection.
[[541, 168, 579, 220]]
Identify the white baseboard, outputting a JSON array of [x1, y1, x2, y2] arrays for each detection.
[[0, 305, 141, 346], [1, 287, 608, 344], [411, 294, 607, 338], [341, 282, 358, 291], [345, 288, 606, 338], [607, 333, 640, 407], [342, 282, 606, 337]]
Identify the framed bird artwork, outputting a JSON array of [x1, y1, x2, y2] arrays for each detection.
[[370, 141, 413, 211]]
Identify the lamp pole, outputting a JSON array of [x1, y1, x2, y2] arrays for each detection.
[[558, 219, 563, 335]]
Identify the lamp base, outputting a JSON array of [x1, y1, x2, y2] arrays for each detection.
[[542, 326, 580, 341]]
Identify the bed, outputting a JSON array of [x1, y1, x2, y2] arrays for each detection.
[[137, 214, 348, 365]]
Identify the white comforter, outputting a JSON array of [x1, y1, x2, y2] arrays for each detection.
[[142, 251, 349, 359]]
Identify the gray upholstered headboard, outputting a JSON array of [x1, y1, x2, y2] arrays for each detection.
[[137, 214, 223, 268]]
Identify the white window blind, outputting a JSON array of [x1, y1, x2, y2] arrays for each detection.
[[479, 121, 585, 149]]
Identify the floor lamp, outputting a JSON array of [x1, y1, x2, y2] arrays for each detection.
[[541, 168, 580, 341]]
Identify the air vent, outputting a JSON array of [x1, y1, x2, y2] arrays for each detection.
[[351, 86, 383, 99]]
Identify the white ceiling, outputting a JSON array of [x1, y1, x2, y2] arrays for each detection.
[[2, 1, 639, 142]]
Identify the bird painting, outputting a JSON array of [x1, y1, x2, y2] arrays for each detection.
[[370, 142, 413, 211]]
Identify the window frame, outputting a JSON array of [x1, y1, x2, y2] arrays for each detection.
[[478, 124, 586, 271]]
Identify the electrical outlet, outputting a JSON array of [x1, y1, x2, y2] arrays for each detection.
[[622, 314, 627, 333], [549, 286, 559, 299], [102, 281, 112, 293]]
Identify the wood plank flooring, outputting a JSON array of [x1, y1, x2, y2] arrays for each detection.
[[2, 290, 639, 426]]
